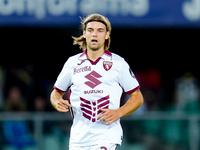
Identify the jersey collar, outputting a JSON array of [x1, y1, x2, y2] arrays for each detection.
[[79, 50, 87, 60], [79, 49, 112, 61], [102, 50, 112, 60]]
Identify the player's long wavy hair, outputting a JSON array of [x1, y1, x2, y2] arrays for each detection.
[[72, 14, 112, 51]]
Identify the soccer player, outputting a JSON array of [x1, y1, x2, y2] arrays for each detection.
[[50, 13, 143, 150]]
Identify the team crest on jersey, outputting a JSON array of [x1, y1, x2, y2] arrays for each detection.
[[103, 61, 113, 71]]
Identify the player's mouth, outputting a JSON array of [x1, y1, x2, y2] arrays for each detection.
[[91, 39, 98, 44]]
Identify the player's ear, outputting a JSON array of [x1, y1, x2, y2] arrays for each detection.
[[83, 30, 86, 38], [105, 31, 110, 40]]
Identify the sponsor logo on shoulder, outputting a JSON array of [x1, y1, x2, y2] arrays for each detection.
[[129, 68, 136, 78]]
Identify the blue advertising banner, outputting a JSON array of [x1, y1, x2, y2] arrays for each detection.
[[0, 0, 200, 27]]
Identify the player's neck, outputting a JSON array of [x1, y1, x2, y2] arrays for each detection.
[[86, 48, 105, 62]]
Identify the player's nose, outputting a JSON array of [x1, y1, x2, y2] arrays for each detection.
[[92, 30, 97, 36]]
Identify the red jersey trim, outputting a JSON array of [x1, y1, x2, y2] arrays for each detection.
[[104, 49, 112, 56], [79, 49, 112, 65], [125, 86, 140, 94], [53, 85, 65, 93], [88, 57, 101, 65], [80, 49, 87, 57]]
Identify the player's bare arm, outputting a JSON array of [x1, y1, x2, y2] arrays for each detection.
[[50, 89, 72, 112], [98, 89, 143, 125]]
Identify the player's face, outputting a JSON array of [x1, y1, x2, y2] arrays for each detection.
[[83, 22, 110, 51]]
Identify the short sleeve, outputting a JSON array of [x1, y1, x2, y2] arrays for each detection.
[[119, 60, 140, 94], [54, 58, 72, 92]]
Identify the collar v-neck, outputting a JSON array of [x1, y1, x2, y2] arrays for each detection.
[[79, 49, 112, 65]]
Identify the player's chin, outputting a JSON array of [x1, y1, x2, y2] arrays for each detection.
[[89, 45, 100, 51]]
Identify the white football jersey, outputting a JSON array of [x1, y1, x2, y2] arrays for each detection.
[[54, 50, 140, 147]]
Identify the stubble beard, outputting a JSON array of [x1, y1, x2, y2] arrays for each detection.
[[89, 46, 99, 51], [88, 42, 104, 51]]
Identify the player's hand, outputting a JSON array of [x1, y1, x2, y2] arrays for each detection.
[[98, 108, 122, 125], [56, 99, 71, 112]]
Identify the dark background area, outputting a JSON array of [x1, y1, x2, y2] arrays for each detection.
[[0, 27, 199, 110]]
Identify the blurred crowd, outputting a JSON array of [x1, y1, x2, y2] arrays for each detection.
[[0, 64, 53, 149], [0, 63, 54, 112], [0, 63, 200, 113]]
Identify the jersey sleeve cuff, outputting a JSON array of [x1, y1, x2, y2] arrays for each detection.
[[53, 86, 66, 93], [125, 86, 140, 94]]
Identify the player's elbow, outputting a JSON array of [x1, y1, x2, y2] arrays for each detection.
[[130, 90, 144, 108], [136, 91, 144, 108], [50, 90, 56, 107], [50, 89, 56, 101], [138, 95, 144, 107]]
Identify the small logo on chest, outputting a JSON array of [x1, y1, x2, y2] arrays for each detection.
[[103, 61, 113, 71], [74, 66, 91, 75]]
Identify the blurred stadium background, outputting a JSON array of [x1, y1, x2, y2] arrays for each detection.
[[0, 0, 200, 150]]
